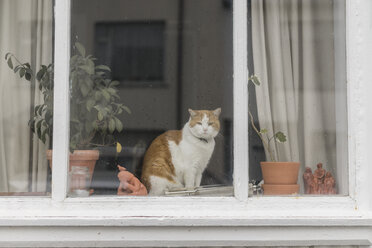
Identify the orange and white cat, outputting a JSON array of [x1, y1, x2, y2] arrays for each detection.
[[141, 108, 221, 195]]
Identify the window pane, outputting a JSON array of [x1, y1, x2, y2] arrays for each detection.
[[248, 0, 347, 196], [69, 0, 234, 197], [0, 0, 54, 196]]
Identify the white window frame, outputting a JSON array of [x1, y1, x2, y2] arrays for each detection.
[[1, 0, 372, 247]]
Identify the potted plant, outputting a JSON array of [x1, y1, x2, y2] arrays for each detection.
[[5, 42, 129, 194], [248, 75, 300, 195]]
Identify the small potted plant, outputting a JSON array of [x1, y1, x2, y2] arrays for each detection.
[[249, 75, 300, 195], [5, 42, 129, 193]]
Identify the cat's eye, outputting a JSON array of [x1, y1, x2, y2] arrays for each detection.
[[208, 122, 213, 126], [197, 122, 202, 125]]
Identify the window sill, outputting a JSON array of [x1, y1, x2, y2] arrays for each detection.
[[0, 196, 371, 246]]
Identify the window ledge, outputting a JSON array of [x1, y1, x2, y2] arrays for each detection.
[[0, 196, 366, 223], [0, 196, 371, 246]]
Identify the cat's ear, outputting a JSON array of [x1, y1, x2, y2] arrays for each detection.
[[213, 108, 221, 117], [188, 108, 197, 117]]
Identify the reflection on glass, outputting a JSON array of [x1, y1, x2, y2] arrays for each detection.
[[248, 0, 347, 196], [0, 0, 53, 196], [70, 0, 234, 197]]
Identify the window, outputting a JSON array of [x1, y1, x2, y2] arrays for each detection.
[[69, 0, 234, 197], [95, 21, 165, 86], [1, 0, 372, 246], [247, 0, 348, 196], [0, 0, 53, 196]]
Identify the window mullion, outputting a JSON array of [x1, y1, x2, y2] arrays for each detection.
[[233, 0, 249, 201], [52, 0, 71, 202]]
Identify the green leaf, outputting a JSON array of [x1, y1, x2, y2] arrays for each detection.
[[94, 91, 102, 101], [87, 59, 95, 73], [249, 75, 261, 86], [97, 111, 103, 121], [25, 73, 32, 81], [107, 88, 116, 94], [260, 128, 268, 134], [41, 129, 47, 144], [110, 80, 120, 87], [95, 65, 111, 72], [29, 119, 36, 133], [96, 71, 106, 76], [36, 120, 42, 129], [92, 121, 98, 130], [34, 105, 40, 115], [14, 65, 22, 73], [115, 118, 123, 132], [86, 99, 95, 112], [5, 52, 11, 60], [38, 105, 44, 115], [85, 77, 93, 87], [75, 42, 86, 57], [102, 90, 110, 101], [7, 58, 13, 69], [80, 83, 89, 97], [36, 120, 42, 139], [36, 68, 46, 81], [275, 131, 287, 143], [122, 105, 131, 114], [79, 65, 94, 74], [108, 118, 115, 133], [24, 68, 32, 74], [19, 68, 26, 78]]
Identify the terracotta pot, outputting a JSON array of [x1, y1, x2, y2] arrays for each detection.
[[46, 149, 99, 184], [262, 184, 300, 195], [260, 161, 300, 185]]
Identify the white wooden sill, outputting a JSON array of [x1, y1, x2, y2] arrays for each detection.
[[0, 196, 371, 247]]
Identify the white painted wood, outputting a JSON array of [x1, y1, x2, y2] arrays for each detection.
[[346, 0, 372, 212], [0, 226, 370, 247], [51, 0, 71, 202], [233, 0, 249, 201], [334, 0, 348, 196], [0, 196, 361, 222], [345, 0, 358, 204]]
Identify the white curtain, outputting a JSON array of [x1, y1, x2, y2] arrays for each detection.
[[251, 0, 340, 191], [0, 0, 53, 192]]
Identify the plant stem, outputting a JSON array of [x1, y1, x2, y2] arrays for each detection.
[[248, 110, 276, 161], [11, 55, 32, 74]]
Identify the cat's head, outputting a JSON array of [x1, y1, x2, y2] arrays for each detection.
[[187, 108, 221, 140]]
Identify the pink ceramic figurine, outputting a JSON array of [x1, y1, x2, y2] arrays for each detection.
[[117, 165, 148, 196], [303, 163, 336, 194], [303, 167, 314, 194]]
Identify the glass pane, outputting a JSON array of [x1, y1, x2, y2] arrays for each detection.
[[69, 0, 233, 197], [248, 0, 347, 196], [0, 0, 54, 196]]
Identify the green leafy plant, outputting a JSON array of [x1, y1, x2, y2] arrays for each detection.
[[5, 42, 130, 151], [248, 75, 287, 162]]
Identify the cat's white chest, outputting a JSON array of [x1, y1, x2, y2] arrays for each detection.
[[168, 138, 214, 182]]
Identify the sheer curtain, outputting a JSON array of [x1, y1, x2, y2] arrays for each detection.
[[0, 0, 52, 192], [251, 0, 339, 192]]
